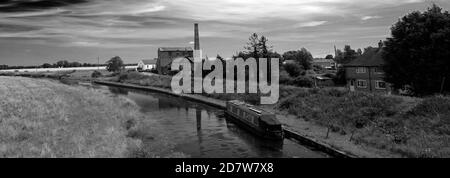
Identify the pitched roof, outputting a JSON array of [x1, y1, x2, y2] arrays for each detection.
[[140, 59, 157, 64], [158, 47, 193, 52], [345, 48, 385, 67]]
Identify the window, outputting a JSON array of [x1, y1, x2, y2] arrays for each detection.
[[375, 81, 387, 89], [374, 67, 384, 74], [357, 80, 367, 88], [356, 67, 367, 73]]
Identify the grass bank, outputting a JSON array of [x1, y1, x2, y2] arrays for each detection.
[[0, 76, 184, 158], [277, 88, 450, 157]]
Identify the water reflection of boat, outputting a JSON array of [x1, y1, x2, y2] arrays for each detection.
[[225, 100, 284, 140], [108, 86, 129, 95], [224, 119, 284, 152]]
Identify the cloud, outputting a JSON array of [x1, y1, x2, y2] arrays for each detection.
[[0, 0, 88, 12], [294, 21, 327, 28], [0, 0, 446, 65], [361, 16, 382, 20]]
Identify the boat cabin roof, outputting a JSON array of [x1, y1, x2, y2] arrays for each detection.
[[227, 100, 281, 125], [228, 100, 268, 114]]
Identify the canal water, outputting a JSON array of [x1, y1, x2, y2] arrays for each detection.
[[90, 84, 328, 158]]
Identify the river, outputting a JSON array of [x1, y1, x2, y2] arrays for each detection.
[[90, 84, 329, 158]]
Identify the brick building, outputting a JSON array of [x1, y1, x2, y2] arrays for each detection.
[[344, 46, 392, 94], [157, 47, 193, 74]]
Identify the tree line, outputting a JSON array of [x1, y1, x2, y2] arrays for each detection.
[[231, 4, 450, 96], [0, 60, 137, 70]]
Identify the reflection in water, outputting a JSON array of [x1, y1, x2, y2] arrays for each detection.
[[94, 85, 326, 158], [195, 107, 203, 157], [109, 87, 129, 95]]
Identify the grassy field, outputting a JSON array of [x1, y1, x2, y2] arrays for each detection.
[[0, 76, 182, 158], [277, 88, 450, 158]]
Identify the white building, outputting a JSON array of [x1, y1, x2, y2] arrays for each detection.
[[137, 59, 157, 71]]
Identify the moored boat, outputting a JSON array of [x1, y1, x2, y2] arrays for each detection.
[[225, 100, 284, 140]]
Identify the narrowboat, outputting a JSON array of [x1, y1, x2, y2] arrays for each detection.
[[225, 100, 284, 140]]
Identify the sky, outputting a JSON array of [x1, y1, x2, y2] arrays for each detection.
[[0, 0, 449, 66]]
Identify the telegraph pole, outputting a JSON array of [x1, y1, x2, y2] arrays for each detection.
[[97, 56, 99, 70]]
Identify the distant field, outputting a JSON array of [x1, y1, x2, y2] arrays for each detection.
[[0, 66, 137, 73], [0, 76, 180, 158]]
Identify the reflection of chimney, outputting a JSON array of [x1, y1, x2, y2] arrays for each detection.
[[194, 23, 200, 50]]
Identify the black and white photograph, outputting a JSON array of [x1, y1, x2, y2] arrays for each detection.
[[1, 0, 450, 170]]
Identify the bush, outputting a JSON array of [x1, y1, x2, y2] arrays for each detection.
[[118, 72, 147, 82], [321, 88, 347, 97], [333, 68, 347, 85], [283, 63, 303, 77], [293, 76, 314, 87], [408, 96, 450, 117], [279, 71, 294, 85], [150, 68, 158, 74], [91, 71, 102, 78]]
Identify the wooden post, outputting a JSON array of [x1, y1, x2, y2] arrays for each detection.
[[97, 57, 100, 70]]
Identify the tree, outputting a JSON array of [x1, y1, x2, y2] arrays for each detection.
[[244, 33, 261, 59], [336, 45, 359, 64], [282, 48, 313, 70], [70, 62, 82, 67], [357, 48, 363, 56], [334, 68, 347, 85], [383, 4, 450, 95], [259, 36, 272, 58], [106, 56, 124, 73], [283, 63, 303, 77], [41, 63, 52, 68], [333, 46, 360, 85], [325, 54, 334, 59], [56, 60, 69, 68]]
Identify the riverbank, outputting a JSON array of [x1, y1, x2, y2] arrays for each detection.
[[0, 76, 185, 158]]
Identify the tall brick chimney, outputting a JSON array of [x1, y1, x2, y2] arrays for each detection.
[[194, 23, 200, 50]]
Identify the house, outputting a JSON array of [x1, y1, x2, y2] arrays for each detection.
[[344, 44, 392, 94], [312, 58, 336, 69], [157, 47, 193, 74], [137, 59, 157, 71]]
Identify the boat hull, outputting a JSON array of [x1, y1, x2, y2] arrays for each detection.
[[225, 111, 284, 140]]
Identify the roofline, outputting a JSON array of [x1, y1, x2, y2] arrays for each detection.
[[158, 47, 193, 51], [343, 64, 384, 67]]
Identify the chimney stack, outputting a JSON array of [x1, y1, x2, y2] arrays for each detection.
[[378, 40, 383, 49], [194, 23, 200, 50]]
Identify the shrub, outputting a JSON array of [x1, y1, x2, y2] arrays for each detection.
[[118, 72, 146, 82], [150, 68, 158, 74], [321, 88, 347, 97], [91, 71, 102, 78], [279, 71, 294, 85], [333, 68, 347, 85], [293, 76, 314, 87], [408, 95, 450, 117], [283, 63, 303, 77]]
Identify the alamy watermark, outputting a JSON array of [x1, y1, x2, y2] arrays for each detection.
[[171, 50, 279, 104]]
